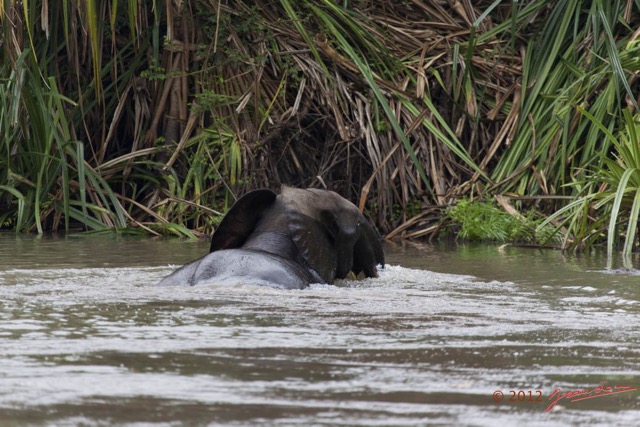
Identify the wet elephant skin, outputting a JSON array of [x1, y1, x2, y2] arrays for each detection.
[[158, 186, 385, 289]]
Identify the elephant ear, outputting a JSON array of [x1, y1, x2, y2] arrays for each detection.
[[279, 186, 337, 283], [209, 189, 277, 252], [352, 215, 385, 278]]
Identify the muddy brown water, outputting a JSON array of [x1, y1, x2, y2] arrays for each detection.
[[0, 234, 639, 426]]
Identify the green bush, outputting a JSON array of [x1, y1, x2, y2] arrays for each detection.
[[447, 199, 534, 243]]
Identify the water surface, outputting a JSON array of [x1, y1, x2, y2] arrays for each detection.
[[0, 234, 639, 426]]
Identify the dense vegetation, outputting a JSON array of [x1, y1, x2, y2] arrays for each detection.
[[1, 1, 639, 254]]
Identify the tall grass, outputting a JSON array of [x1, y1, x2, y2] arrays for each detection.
[[0, 50, 136, 233], [1, 0, 639, 254], [540, 111, 640, 257], [490, 0, 639, 197], [1, 51, 77, 233]]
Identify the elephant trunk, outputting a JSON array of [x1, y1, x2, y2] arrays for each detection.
[[335, 240, 355, 279]]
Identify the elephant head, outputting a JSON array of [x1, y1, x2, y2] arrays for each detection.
[[278, 186, 384, 282], [207, 186, 384, 284]]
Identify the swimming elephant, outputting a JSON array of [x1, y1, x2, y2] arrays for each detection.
[[158, 186, 385, 289]]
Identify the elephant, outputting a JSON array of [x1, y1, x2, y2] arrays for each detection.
[[158, 186, 385, 289]]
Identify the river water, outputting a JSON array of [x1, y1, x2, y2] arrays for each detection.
[[0, 234, 638, 426]]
